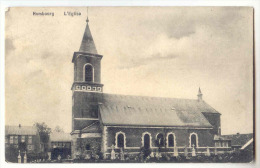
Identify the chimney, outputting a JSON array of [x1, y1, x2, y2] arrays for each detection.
[[197, 87, 203, 102], [19, 124, 21, 128]]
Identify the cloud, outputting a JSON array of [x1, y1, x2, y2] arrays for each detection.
[[119, 53, 179, 69], [5, 38, 15, 55]]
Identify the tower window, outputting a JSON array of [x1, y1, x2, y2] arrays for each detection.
[[84, 64, 94, 82]]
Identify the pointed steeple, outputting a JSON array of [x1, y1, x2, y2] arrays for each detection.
[[197, 87, 203, 101], [79, 18, 98, 54]]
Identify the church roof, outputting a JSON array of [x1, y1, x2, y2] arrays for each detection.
[[81, 121, 102, 133], [99, 93, 219, 128], [79, 21, 98, 54]]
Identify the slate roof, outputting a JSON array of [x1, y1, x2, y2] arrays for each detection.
[[79, 22, 98, 54], [221, 133, 253, 147], [81, 121, 102, 133], [50, 132, 71, 142], [5, 125, 38, 135], [99, 93, 218, 127]]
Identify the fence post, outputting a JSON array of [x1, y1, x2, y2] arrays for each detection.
[[110, 145, 116, 160], [120, 148, 124, 161], [214, 147, 218, 155], [174, 146, 178, 157], [184, 146, 188, 157], [24, 151, 27, 163], [206, 146, 210, 156], [191, 145, 196, 157], [17, 150, 21, 163]]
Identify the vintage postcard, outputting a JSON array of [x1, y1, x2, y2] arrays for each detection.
[[4, 6, 254, 163]]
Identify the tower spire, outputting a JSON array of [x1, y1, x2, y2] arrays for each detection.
[[197, 87, 203, 101], [79, 8, 98, 54], [86, 7, 89, 24]]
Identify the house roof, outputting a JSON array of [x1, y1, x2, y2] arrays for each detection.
[[99, 93, 218, 127], [50, 132, 71, 142], [221, 133, 253, 147], [5, 125, 38, 135], [79, 21, 98, 54]]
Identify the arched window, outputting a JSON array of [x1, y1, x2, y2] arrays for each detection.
[[156, 133, 164, 147], [144, 134, 150, 149], [115, 132, 126, 148], [189, 133, 198, 148], [84, 64, 94, 82], [117, 134, 124, 148], [168, 134, 175, 147], [142, 132, 152, 149]]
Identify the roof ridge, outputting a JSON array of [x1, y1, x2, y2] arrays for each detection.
[[222, 133, 253, 136], [102, 92, 197, 101], [5, 125, 36, 128]]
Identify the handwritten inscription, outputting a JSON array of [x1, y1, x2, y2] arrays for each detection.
[[64, 11, 81, 16], [33, 12, 54, 16], [32, 11, 82, 17]]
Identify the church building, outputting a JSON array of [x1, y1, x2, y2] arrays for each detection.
[[70, 17, 222, 159]]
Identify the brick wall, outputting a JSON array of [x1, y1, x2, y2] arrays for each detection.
[[105, 127, 214, 151], [72, 92, 102, 130]]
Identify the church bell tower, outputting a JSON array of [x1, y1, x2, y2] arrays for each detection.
[[71, 16, 103, 158]]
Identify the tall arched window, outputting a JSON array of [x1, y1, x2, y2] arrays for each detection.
[[190, 133, 198, 148], [156, 133, 164, 147], [144, 134, 150, 149], [84, 64, 94, 82], [168, 134, 175, 147], [142, 132, 152, 149], [117, 134, 124, 148], [115, 132, 126, 148]]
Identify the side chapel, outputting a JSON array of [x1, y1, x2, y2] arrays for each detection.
[[70, 17, 222, 159]]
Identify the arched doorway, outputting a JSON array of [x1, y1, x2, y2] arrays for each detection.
[[144, 134, 150, 149]]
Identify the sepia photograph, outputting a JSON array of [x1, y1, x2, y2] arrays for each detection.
[[4, 6, 254, 164]]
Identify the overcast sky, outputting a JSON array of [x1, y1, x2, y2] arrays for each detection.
[[5, 7, 253, 135]]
